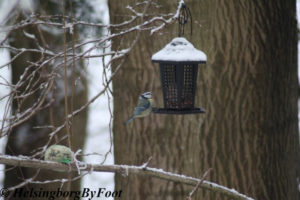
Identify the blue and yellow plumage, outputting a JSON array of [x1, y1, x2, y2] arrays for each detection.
[[125, 92, 153, 125]]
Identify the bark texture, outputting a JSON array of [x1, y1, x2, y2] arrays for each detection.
[[110, 0, 299, 199]]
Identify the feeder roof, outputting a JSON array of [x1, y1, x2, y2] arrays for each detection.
[[152, 37, 207, 63]]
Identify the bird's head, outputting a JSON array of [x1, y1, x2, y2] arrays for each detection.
[[141, 92, 152, 99]]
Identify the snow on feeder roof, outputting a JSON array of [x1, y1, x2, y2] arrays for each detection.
[[151, 37, 207, 63], [151, 37, 206, 114]]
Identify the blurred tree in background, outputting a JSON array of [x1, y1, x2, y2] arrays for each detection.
[[110, 0, 300, 200], [2, 0, 100, 196]]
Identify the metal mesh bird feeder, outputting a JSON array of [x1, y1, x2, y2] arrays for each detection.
[[151, 37, 206, 114]]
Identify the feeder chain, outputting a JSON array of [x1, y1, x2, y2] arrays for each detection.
[[178, 2, 193, 37]]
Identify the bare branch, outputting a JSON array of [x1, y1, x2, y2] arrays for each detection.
[[0, 155, 254, 200], [0, 2, 252, 200], [186, 168, 213, 200]]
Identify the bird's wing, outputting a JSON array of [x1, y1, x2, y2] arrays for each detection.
[[133, 100, 150, 115], [137, 97, 147, 107]]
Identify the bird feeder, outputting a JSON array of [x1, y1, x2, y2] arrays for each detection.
[[151, 37, 207, 114]]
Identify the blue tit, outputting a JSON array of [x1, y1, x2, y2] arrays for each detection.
[[125, 92, 153, 125]]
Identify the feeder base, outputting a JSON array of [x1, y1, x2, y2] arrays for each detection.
[[152, 107, 205, 114]]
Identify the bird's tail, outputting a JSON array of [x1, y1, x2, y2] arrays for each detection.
[[124, 116, 134, 126]]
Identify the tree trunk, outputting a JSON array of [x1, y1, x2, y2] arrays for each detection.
[[110, 0, 299, 199], [4, 1, 87, 197]]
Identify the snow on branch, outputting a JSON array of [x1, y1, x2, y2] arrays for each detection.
[[0, 155, 254, 200], [0, 0, 183, 138], [0, 2, 253, 200]]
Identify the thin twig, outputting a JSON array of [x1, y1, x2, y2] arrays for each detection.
[[0, 155, 254, 200], [62, 1, 72, 198], [141, 156, 153, 169], [186, 168, 213, 200], [62, 0, 72, 149]]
